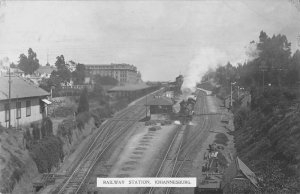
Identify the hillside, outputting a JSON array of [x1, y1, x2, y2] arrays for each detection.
[[0, 127, 39, 193], [233, 88, 300, 193]]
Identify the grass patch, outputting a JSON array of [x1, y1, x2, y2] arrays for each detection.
[[53, 106, 75, 117], [214, 133, 229, 146]]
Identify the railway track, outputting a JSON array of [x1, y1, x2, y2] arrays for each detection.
[[52, 104, 146, 194], [147, 125, 186, 194], [166, 90, 213, 194], [138, 90, 209, 194]]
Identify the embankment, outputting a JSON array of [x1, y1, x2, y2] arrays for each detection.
[[233, 89, 300, 193]]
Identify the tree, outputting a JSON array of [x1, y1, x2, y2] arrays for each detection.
[[72, 63, 86, 84], [18, 48, 40, 74], [53, 55, 71, 85], [93, 75, 118, 86], [77, 87, 89, 113], [39, 55, 73, 94], [41, 117, 53, 138], [32, 124, 40, 141], [39, 73, 62, 93], [92, 75, 111, 105], [24, 128, 32, 149], [256, 32, 291, 87], [55, 55, 66, 70], [286, 50, 300, 85], [39, 78, 53, 92]]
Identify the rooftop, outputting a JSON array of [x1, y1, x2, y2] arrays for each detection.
[[236, 157, 259, 188], [10, 68, 24, 73], [145, 95, 173, 106], [108, 83, 150, 92], [35, 66, 56, 74], [85, 63, 137, 71], [0, 75, 49, 100], [222, 156, 259, 189]]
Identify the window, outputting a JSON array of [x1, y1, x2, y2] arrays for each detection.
[[5, 103, 9, 122], [16, 101, 21, 119], [26, 100, 31, 117]]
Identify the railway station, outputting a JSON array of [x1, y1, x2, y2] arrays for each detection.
[[145, 95, 174, 119], [107, 83, 158, 102], [1, 2, 298, 194]]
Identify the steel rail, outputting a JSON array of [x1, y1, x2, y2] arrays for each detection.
[[74, 109, 146, 193], [143, 126, 181, 194], [75, 120, 137, 193], [58, 119, 140, 194], [56, 121, 121, 194], [166, 91, 213, 194], [55, 105, 146, 194], [164, 127, 186, 194]]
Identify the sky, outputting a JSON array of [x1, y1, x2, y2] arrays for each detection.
[[0, 0, 300, 85]]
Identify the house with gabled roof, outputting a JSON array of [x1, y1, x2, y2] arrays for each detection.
[[34, 65, 56, 78], [0, 75, 50, 128]]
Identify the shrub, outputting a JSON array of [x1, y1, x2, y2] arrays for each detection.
[[283, 91, 297, 101], [32, 124, 40, 141], [41, 117, 53, 138], [77, 87, 89, 114], [0, 125, 4, 134], [29, 136, 64, 173], [233, 107, 250, 130], [214, 133, 229, 146], [76, 111, 91, 130], [56, 119, 75, 144], [53, 106, 75, 117]]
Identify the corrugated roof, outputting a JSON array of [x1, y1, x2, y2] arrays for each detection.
[[221, 157, 259, 189], [236, 157, 259, 188], [145, 95, 173, 106], [108, 83, 150, 92], [35, 66, 56, 74], [10, 68, 24, 73], [0, 76, 49, 100]]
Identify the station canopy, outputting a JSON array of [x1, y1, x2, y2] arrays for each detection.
[[145, 95, 173, 106], [108, 83, 150, 92]]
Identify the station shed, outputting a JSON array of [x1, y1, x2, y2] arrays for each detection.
[[145, 95, 173, 116], [107, 83, 154, 101]]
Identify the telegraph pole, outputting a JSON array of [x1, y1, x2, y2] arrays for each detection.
[[230, 82, 236, 108], [262, 70, 265, 92], [260, 61, 267, 93], [8, 68, 11, 128], [145, 94, 148, 118], [230, 83, 233, 108]]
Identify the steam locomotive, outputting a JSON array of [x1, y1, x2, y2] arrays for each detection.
[[178, 95, 197, 124]]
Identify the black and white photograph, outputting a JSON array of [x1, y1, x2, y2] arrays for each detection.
[[0, 0, 300, 193]]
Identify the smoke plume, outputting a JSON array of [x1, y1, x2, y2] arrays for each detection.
[[182, 47, 227, 92]]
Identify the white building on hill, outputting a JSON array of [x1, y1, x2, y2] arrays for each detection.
[[0, 75, 51, 128]]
